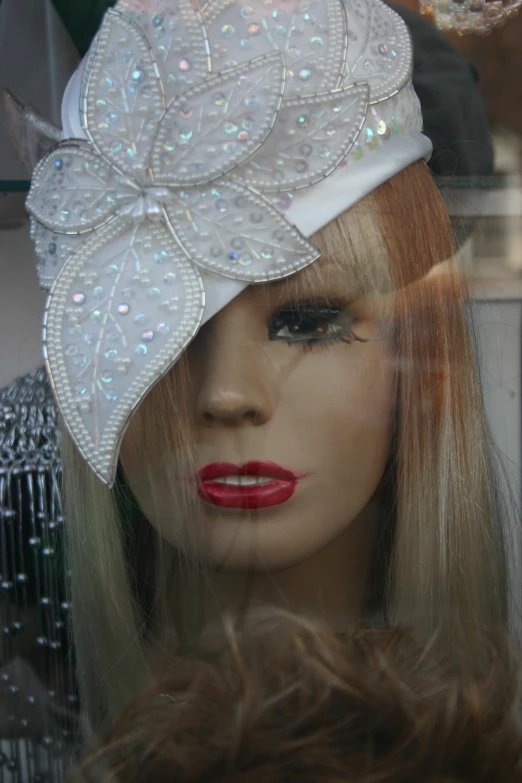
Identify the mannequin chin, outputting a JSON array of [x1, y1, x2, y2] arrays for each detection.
[[119, 262, 395, 573]]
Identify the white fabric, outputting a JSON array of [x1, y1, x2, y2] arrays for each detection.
[[289, 131, 432, 238], [61, 62, 432, 326]]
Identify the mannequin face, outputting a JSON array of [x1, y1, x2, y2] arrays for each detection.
[[120, 247, 396, 571]]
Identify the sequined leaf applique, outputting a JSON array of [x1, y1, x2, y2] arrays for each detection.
[[26, 144, 121, 233], [82, 9, 165, 180], [31, 220, 86, 293], [151, 53, 285, 186], [342, 0, 412, 103], [43, 218, 205, 486], [203, 0, 347, 99], [164, 179, 319, 282], [116, 0, 211, 105], [236, 84, 369, 192]]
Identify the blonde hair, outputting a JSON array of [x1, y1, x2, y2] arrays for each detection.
[[62, 161, 510, 730]]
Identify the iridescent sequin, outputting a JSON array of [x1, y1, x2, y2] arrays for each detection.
[[224, 121, 239, 135], [272, 194, 292, 210], [72, 201, 85, 216]]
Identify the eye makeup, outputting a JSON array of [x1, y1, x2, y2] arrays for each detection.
[[268, 303, 367, 352]]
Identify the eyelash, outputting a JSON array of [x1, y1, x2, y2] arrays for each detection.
[[267, 304, 367, 352]]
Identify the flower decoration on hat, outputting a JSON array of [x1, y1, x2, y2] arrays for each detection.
[[27, 0, 413, 486]]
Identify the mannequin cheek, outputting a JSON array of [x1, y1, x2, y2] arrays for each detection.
[[306, 349, 395, 458]]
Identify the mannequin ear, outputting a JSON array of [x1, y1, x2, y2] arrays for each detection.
[[3, 88, 63, 173]]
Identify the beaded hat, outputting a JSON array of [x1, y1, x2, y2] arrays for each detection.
[[26, 0, 432, 486]]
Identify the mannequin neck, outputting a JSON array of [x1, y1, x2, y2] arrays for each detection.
[[204, 495, 382, 627]]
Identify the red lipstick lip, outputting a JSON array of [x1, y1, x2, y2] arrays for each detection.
[[197, 461, 303, 482], [196, 461, 305, 510]]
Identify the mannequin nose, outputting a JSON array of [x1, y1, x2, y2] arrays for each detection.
[[200, 388, 270, 427], [193, 310, 275, 428]]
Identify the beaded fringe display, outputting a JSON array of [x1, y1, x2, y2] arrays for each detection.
[[0, 368, 78, 783]]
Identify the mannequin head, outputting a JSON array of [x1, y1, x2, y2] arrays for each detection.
[[62, 160, 508, 729], [118, 202, 395, 571]]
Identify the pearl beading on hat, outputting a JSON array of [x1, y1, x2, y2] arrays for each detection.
[[27, 0, 417, 485]]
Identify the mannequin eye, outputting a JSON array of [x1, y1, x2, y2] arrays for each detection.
[[268, 305, 365, 350]]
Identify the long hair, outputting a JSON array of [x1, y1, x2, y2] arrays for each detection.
[[62, 160, 510, 729], [68, 610, 522, 783]]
